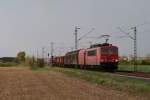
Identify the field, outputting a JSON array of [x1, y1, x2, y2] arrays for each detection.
[[0, 66, 149, 100], [118, 65, 150, 72], [35, 66, 150, 99]]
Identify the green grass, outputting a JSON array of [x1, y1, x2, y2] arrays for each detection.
[[118, 65, 150, 72], [30, 66, 49, 70], [0, 62, 18, 67], [33, 67, 150, 96]]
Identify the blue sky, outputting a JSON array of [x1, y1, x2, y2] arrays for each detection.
[[0, 0, 150, 57]]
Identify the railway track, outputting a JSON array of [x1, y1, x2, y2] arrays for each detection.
[[58, 67, 150, 80], [113, 71, 150, 81]]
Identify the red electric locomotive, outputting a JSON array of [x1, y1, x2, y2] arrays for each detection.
[[78, 43, 118, 71], [52, 43, 119, 72]]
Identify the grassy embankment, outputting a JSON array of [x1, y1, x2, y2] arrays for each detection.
[[33, 66, 150, 97], [118, 65, 150, 72]]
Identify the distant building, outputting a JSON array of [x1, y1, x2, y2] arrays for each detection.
[[120, 55, 150, 61], [119, 56, 128, 61]]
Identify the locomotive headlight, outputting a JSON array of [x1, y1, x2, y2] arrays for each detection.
[[115, 59, 119, 62]]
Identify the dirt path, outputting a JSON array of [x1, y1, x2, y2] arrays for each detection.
[[0, 67, 143, 100]]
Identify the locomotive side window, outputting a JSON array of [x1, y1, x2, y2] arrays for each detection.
[[87, 50, 96, 56]]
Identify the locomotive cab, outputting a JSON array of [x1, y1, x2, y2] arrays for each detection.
[[100, 45, 119, 71]]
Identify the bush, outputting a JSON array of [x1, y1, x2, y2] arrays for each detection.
[[141, 60, 150, 65], [25, 57, 35, 66], [36, 59, 45, 68], [119, 60, 130, 65], [25, 57, 45, 69], [119, 59, 150, 65]]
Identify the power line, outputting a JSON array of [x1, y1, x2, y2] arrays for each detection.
[[78, 28, 95, 41], [83, 34, 111, 44], [117, 27, 134, 40], [135, 22, 150, 27], [73, 27, 95, 50]]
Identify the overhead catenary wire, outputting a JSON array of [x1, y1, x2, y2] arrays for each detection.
[[78, 28, 95, 41]]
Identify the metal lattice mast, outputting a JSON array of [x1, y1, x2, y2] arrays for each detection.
[[118, 27, 138, 72], [131, 27, 137, 71], [50, 42, 54, 66], [74, 26, 80, 50]]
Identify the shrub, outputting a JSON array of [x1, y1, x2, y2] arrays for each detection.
[[119, 60, 130, 65], [36, 59, 45, 68], [16, 51, 26, 62], [25, 57, 35, 66], [141, 60, 150, 65], [25, 56, 45, 69]]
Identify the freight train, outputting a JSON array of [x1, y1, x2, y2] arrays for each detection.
[[51, 43, 119, 72]]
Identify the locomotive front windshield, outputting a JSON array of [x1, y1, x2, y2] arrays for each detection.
[[101, 47, 118, 54]]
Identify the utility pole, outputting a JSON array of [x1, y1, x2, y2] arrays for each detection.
[[42, 47, 45, 59], [50, 42, 54, 66], [74, 26, 80, 50], [131, 27, 137, 71], [37, 49, 39, 60], [32, 54, 35, 65]]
